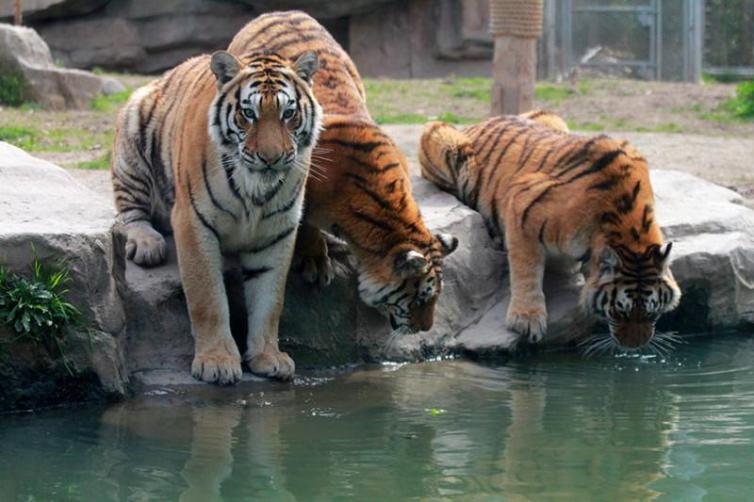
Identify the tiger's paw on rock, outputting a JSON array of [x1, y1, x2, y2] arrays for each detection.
[[192, 347, 243, 385], [125, 224, 167, 267], [246, 346, 295, 381], [299, 254, 334, 288], [506, 304, 548, 344]]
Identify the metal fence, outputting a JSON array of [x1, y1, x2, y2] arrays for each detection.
[[538, 0, 753, 82]]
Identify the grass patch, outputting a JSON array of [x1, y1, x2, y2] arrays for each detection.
[[535, 84, 574, 104], [91, 88, 132, 113], [0, 72, 27, 106], [373, 113, 427, 125], [77, 151, 111, 170], [0, 126, 39, 150], [728, 80, 754, 119], [0, 259, 81, 375], [446, 77, 490, 102], [568, 121, 605, 132]]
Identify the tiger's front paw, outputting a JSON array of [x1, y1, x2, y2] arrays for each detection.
[[245, 345, 295, 381], [192, 344, 242, 385], [125, 224, 167, 267], [506, 302, 548, 344], [299, 253, 334, 288]]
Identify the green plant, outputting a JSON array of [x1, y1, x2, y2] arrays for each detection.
[[77, 151, 112, 170], [0, 72, 27, 106], [535, 84, 574, 104], [729, 80, 754, 119], [0, 259, 81, 374], [0, 125, 38, 150], [91, 88, 132, 113]]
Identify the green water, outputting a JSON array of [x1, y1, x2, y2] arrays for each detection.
[[2, 334, 754, 501]]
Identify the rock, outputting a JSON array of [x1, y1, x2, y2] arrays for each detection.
[[0, 141, 128, 411], [99, 75, 126, 95], [13, 0, 494, 77], [0, 23, 120, 109], [651, 170, 754, 331]]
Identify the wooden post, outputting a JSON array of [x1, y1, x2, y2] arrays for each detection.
[[14, 0, 22, 26], [489, 0, 543, 115]]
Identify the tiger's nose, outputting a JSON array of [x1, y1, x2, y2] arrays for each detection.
[[258, 151, 285, 167]]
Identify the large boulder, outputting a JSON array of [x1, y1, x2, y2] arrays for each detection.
[[0, 142, 128, 410], [0, 23, 123, 109]]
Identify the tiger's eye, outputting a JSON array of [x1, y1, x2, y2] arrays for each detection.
[[282, 108, 295, 120], [243, 108, 256, 121]]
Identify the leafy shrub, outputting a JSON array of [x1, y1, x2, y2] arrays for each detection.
[[0, 260, 81, 373], [0, 72, 27, 106], [730, 80, 754, 119]]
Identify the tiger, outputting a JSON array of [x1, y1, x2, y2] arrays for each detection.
[[419, 111, 681, 350], [228, 11, 458, 334], [111, 49, 322, 384]]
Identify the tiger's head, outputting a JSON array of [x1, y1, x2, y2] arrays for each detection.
[[208, 50, 322, 190], [357, 234, 459, 333], [581, 243, 681, 349]]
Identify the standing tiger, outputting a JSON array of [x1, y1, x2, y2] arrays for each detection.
[[419, 112, 681, 350], [228, 11, 458, 334], [112, 49, 322, 384]]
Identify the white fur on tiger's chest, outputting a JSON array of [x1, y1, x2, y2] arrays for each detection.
[[199, 158, 307, 254]]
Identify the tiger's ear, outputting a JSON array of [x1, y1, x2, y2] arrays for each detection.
[[435, 232, 458, 256], [599, 246, 620, 276], [293, 51, 319, 83], [210, 51, 241, 87], [653, 242, 673, 270], [395, 250, 429, 278]]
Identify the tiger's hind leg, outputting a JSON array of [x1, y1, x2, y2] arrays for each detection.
[[112, 140, 167, 267], [501, 193, 548, 343], [293, 223, 334, 288]]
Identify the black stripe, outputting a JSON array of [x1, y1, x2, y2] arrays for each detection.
[[247, 226, 296, 253], [251, 179, 286, 206], [202, 159, 238, 221], [221, 154, 248, 214], [538, 219, 547, 246], [350, 208, 395, 234], [323, 139, 387, 153], [187, 178, 221, 242], [566, 150, 624, 184], [641, 205, 654, 232], [262, 176, 304, 219], [242, 266, 272, 281]]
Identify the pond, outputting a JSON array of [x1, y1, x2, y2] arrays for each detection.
[[1, 333, 753, 500]]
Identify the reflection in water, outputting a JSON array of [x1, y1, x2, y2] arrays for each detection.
[[0, 335, 753, 500]]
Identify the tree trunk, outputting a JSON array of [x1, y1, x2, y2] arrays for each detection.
[[491, 36, 538, 115], [15, 0, 22, 26]]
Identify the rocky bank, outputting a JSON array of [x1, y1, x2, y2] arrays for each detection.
[[1, 135, 753, 411]]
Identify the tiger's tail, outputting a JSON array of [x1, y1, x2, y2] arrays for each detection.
[[419, 121, 476, 197]]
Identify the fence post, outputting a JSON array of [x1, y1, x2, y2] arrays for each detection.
[[489, 0, 544, 115]]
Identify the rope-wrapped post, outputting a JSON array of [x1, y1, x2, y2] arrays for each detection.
[[489, 0, 543, 115]]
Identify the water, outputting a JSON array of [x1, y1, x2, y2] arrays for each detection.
[[2, 334, 754, 501]]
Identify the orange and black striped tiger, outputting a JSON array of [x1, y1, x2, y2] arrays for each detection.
[[228, 11, 458, 334], [420, 112, 681, 351], [112, 49, 322, 384]]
